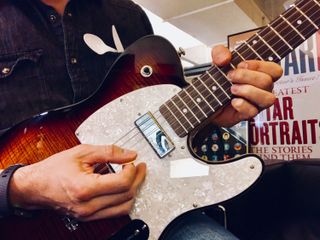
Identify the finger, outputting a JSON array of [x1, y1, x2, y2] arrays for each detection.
[[74, 163, 147, 216], [83, 162, 146, 200], [78, 144, 137, 165], [237, 60, 283, 82], [73, 163, 137, 202], [228, 68, 274, 92], [94, 162, 146, 197], [231, 98, 259, 121], [231, 84, 276, 109], [80, 199, 134, 221], [211, 45, 232, 66]]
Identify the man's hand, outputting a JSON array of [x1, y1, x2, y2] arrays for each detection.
[[9, 144, 146, 221], [210, 45, 283, 127]]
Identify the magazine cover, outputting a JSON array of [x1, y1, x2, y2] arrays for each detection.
[[250, 30, 320, 161]]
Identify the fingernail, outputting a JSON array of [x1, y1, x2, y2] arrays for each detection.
[[231, 85, 239, 94], [238, 61, 248, 69]]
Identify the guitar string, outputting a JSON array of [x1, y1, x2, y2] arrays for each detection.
[[159, 2, 319, 126], [96, 1, 320, 174], [100, 0, 317, 152], [98, 0, 317, 163], [162, 3, 320, 132]]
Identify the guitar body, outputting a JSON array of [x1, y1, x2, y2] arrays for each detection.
[[0, 35, 263, 239]]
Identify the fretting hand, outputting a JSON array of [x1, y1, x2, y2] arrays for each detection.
[[210, 45, 283, 127]]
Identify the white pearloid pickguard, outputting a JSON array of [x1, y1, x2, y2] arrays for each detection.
[[76, 84, 263, 240]]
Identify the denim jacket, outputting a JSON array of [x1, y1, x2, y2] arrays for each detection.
[[0, 0, 153, 130]]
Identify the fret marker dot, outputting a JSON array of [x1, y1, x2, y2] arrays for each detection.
[[268, 56, 274, 61], [252, 40, 258, 45], [183, 108, 188, 114], [297, 20, 302, 25], [212, 86, 217, 92], [196, 98, 202, 103]]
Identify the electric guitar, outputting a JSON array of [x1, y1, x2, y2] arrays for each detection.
[[0, 0, 319, 239]]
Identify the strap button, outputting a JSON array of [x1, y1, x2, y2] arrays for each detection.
[[2, 67, 11, 75]]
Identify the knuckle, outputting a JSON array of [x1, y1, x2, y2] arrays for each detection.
[[232, 69, 243, 81], [73, 206, 92, 219], [69, 184, 91, 201], [73, 144, 91, 156]]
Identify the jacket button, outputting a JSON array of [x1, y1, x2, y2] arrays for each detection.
[[49, 14, 57, 23], [70, 58, 77, 64], [2, 67, 10, 74]]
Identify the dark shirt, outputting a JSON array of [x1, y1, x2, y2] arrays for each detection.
[[0, 0, 153, 131]]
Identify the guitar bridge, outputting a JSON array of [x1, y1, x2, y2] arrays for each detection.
[[135, 112, 175, 158]]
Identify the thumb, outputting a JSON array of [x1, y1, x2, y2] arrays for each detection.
[[211, 45, 232, 66], [82, 144, 137, 165]]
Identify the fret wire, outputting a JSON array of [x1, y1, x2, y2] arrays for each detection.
[[169, 99, 195, 129], [202, 3, 302, 107], [273, 5, 319, 49], [188, 80, 218, 114], [236, 1, 318, 62], [204, 67, 232, 93], [172, 95, 200, 126], [294, 5, 319, 30], [230, 52, 243, 67], [279, 14, 306, 40], [268, 24, 293, 50], [190, 81, 216, 112], [213, 66, 232, 83], [160, 0, 320, 138], [208, 0, 318, 106], [206, 71, 231, 99], [198, 76, 222, 106], [200, 73, 232, 108], [183, 88, 208, 118], [270, 17, 303, 50], [243, 41, 263, 60], [244, 2, 307, 59], [166, 99, 191, 128], [163, 103, 188, 134], [233, 49, 246, 61], [255, 33, 281, 60], [258, 26, 292, 61], [199, 78, 230, 109], [178, 91, 207, 121], [205, 65, 233, 97], [195, 75, 226, 110], [176, 93, 201, 123], [313, 0, 320, 7], [160, 105, 184, 133], [300, 1, 320, 27], [283, 4, 320, 40]]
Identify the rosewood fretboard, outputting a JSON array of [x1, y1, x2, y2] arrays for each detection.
[[160, 0, 320, 137]]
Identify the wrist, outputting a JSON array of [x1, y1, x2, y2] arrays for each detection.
[[0, 164, 26, 217], [9, 166, 30, 209]]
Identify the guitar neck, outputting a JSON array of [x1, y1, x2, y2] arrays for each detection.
[[160, 0, 320, 138]]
